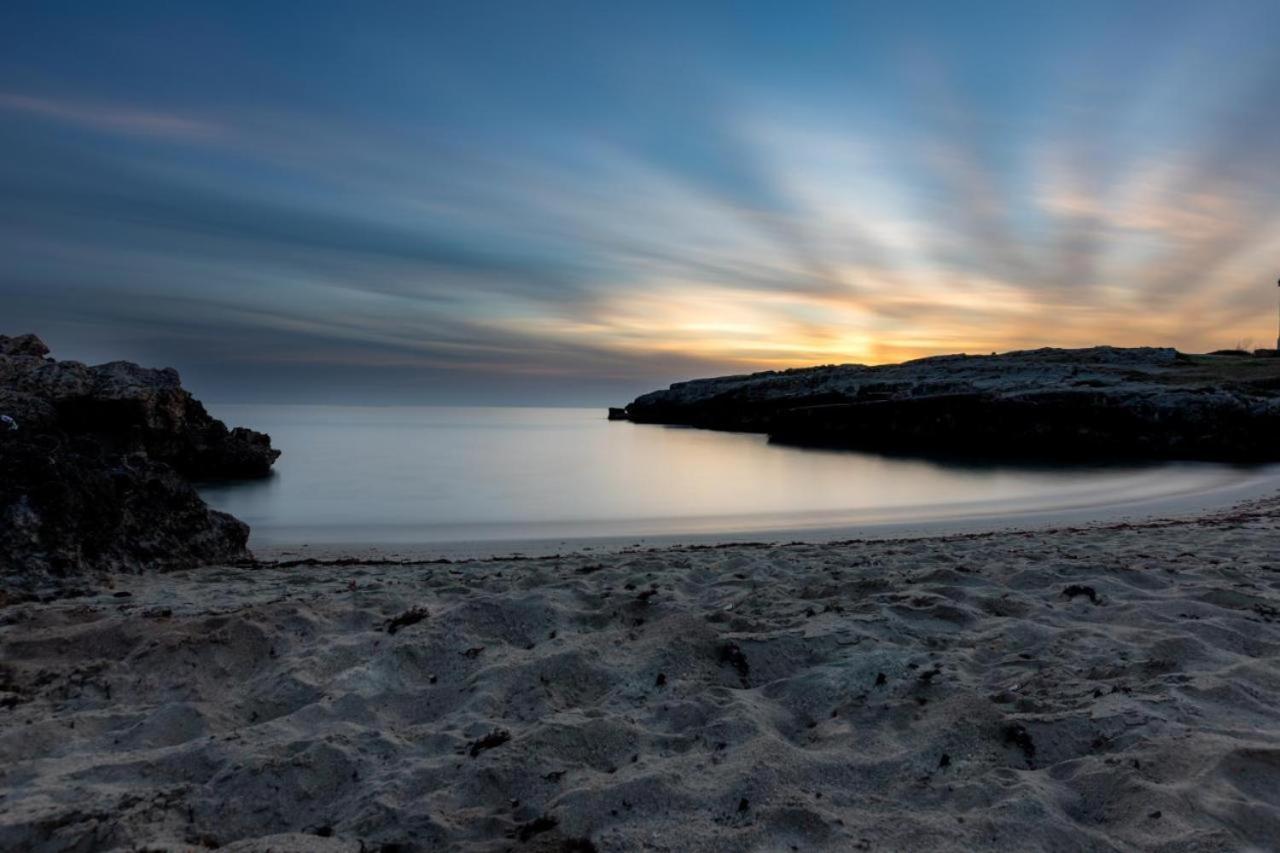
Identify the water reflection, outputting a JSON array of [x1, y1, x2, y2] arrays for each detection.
[[198, 406, 1280, 545]]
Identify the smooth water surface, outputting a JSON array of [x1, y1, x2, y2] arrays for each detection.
[[199, 406, 1280, 547]]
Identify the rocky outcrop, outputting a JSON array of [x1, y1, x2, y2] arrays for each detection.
[[0, 334, 280, 583], [615, 347, 1280, 461]]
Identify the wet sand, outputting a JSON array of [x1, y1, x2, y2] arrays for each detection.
[[2, 498, 1280, 851]]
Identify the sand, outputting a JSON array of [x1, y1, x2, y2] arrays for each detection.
[[2, 499, 1280, 852]]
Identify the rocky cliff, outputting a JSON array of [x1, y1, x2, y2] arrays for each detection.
[[0, 334, 280, 585], [616, 347, 1280, 461]]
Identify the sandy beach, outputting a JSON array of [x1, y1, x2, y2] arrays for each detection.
[[3, 498, 1279, 852], [9, 1, 1280, 850]]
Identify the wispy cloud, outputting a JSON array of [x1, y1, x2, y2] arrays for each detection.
[[0, 92, 222, 140], [3, 2, 1280, 402]]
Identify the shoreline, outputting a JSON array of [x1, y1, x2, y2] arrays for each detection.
[[246, 469, 1280, 562], [3, 497, 1280, 850]]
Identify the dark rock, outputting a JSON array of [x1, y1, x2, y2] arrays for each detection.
[[616, 346, 1280, 461], [606, 407, 629, 421], [0, 333, 279, 584], [0, 334, 50, 358], [0, 337, 279, 479]]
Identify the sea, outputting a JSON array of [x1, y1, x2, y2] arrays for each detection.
[[198, 405, 1280, 553]]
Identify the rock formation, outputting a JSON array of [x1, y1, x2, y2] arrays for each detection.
[[614, 347, 1280, 461], [0, 334, 280, 584]]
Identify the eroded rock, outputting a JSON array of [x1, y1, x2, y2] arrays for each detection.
[[0, 334, 279, 583], [614, 347, 1280, 460]]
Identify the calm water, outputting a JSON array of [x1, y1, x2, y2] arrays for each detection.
[[198, 405, 1280, 548]]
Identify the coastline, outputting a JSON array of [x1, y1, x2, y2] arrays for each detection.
[[4, 497, 1280, 850], [245, 463, 1280, 562]]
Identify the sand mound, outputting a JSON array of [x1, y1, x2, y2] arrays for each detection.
[[2, 500, 1279, 850]]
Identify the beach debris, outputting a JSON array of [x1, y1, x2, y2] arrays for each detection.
[[718, 642, 750, 687], [467, 728, 511, 757], [463, 646, 485, 658], [1002, 723, 1037, 766], [384, 606, 428, 635], [874, 672, 887, 687], [939, 753, 951, 768], [636, 588, 658, 605], [1062, 584, 1101, 604], [654, 672, 667, 687], [1, 415, 16, 431], [737, 797, 750, 813], [513, 814, 557, 841]]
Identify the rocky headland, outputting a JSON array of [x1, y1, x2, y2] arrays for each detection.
[[615, 347, 1280, 461], [0, 334, 279, 587]]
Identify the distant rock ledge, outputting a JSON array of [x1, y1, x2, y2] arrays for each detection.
[[0, 334, 280, 585], [612, 347, 1280, 461]]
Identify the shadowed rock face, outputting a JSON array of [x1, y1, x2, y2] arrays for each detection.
[[0, 334, 280, 582], [616, 347, 1280, 461]]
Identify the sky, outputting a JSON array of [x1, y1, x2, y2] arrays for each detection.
[[2, 1, 1280, 405]]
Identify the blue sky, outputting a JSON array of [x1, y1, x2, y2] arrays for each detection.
[[3, 1, 1279, 403]]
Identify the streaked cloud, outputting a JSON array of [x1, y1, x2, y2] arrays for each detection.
[[0, 92, 221, 140], [2, 2, 1280, 403]]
